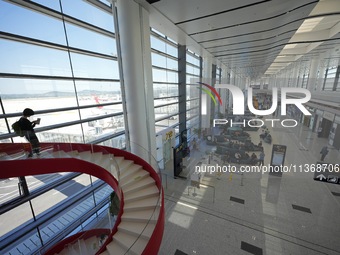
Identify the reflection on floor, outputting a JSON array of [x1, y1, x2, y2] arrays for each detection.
[[159, 122, 340, 255]]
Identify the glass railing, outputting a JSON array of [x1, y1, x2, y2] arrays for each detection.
[[5, 196, 114, 255], [122, 141, 164, 255], [0, 140, 164, 255]]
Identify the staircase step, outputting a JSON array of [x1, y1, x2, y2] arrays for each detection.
[[117, 159, 134, 171], [105, 240, 128, 255], [66, 243, 79, 255], [52, 150, 70, 158], [121, 209, 159, 223], [124, 196, 159, 212], [1, 151, 26, 160], [67, 150, 81, 159], [84, 236, 99, 253], [99, 250, 110, 255], [97, 154, 112, 170], [118, 221, 155, 239], [112, 231, 148, 255], [123, 176, 155, 195], [113, 156, 125, 165], [120, 164, 143, 181], [120, 169, 149, 188], [78, 151, 93, 161], [110, 159, 134, 178], [92, 152, 103, 164], [124, 185, 159, 203], [79, 239, 88, 255]]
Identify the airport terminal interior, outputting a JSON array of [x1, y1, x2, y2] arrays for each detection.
[[1, 0, 340, 254]]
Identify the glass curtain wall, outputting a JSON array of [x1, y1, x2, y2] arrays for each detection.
[[186, 50, 201, 141], [323, 66, 337, 91], [0, 1, 120, 253], [0, 0, 125, 147], [150, 28, 179, 140]]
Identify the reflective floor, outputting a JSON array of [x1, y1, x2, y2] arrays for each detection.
[[159, 121, 340, 255]]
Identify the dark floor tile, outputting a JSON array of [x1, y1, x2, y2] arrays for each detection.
[[230, 196, 245, 204], [241, 241, 263, 255], [292, 204, 312, 213], [174, 249, 188, 255]]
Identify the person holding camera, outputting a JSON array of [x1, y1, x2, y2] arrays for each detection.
[[19, 108, 41, 158]]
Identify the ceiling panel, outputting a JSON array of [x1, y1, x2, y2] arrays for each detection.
[[145, 0, 340, 79]]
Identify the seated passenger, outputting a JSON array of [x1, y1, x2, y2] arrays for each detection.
[[235, 152, 242, 163], [250, 153, 258, 165]]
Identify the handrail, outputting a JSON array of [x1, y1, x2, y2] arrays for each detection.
[[0, 142, 164, 255], [123, 141, 164, 255], [0, 143, 122, 255], [95, 142, 164, 255]]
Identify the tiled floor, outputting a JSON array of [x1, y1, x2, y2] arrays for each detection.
[[159, 121, 340, 255]]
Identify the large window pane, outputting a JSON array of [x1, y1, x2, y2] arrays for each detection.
[[0, 177, 22, 205], [166, 44, 178, 58], [71, 53, 119, 79], [186, 85, 200, 99], [155, 104, 178, 116], [39, 124, 84, 143], [187, 54, 200, 66], [31, 0, 61, 11], [0, 202, 34, 237], [7, 108, 79, 131], [152, 53, 177, 70], [0, 78, 78, 112], [0, 1, 66, 45], [0, 40, 71, 76], [99, 133, 126, 149], [26, 173, 73, 193], [152, 69, 178, 83], [31, 174, 92, 218], [186, 64, 200, 76], [151, 36, 166, 52], [153, 84, 178, 98], [76, 81, 121, 106], [81, 113, 125, 143], [60, 0, 114, 32], [66, 23, 117, 56]]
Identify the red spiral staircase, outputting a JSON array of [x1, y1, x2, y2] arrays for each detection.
[[0, 143, 164, 255]]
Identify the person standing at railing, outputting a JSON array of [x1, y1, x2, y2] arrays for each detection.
[[18, 108, 41, 158]]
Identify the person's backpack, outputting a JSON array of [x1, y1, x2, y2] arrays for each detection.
[[12, 121, 25, 137]]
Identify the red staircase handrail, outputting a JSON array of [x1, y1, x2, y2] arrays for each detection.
[[0, 143, 164, 255]]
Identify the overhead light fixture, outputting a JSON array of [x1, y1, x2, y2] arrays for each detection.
[[296, 17, 324, 33], [284, 44, 297, 49]]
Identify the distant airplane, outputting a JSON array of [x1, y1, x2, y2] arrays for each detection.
[[93, 95, 103, 109]]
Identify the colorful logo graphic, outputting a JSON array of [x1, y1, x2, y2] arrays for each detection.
[[197, 82, 222, 106]]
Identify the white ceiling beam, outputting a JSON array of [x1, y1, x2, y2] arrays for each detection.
[[291, 29, 329, 42], [329, 20, 340, 37], [275, 56, 299, 62], [306, 42, 324, 53], [281, 47, 308, 55], [310, 0, 340, 15]]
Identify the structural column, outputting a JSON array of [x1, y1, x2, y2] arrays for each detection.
[[178, 45, 187, 145], [220, 68, 228, 116], [317, 65, 326, 91], [307, 58, 319, 91], [201, 57, 213, 129], [115, 0, 156, 162], [211, 64, 217, 118]]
